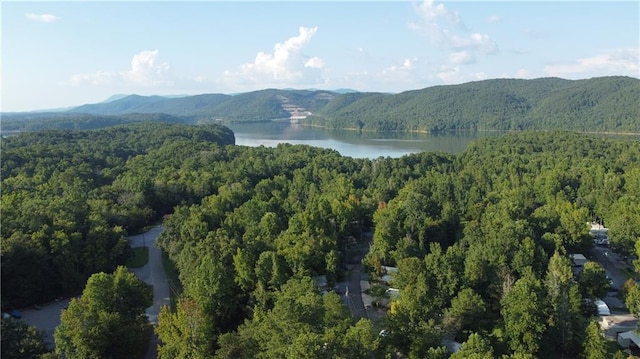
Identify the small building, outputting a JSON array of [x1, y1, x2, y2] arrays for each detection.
[[617, 330, 640, 350], [595, 298, 611, 316], [380, 266, 397, 285], [385, 288, 400, 298], [570, 253, 588, 267], [589, 222, 610, 245]]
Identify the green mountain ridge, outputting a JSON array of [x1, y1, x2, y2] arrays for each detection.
[[4, 76, 639, 133]]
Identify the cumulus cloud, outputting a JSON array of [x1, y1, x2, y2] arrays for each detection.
[[410, 0, 497, 66], [544, 48, 639, 78], [26, 13, 60, 23], [225, 26, 324, 86], [414, 0, 461, 24], [65, 50, 173, 87], [304, 57, 324, 69], [124, 50, 172, 86], [379, 57, 417, 77]]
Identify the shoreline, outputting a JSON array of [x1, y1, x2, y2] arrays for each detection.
[[294, 121, 640, 136]]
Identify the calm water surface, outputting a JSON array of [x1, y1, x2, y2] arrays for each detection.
[[228, 122, 498, 159]]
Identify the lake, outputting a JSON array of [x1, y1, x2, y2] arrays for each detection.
[[227, 122, 498, 159]]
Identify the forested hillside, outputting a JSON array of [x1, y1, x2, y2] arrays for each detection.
[[0, 112, 188, 132], [3, 76, 638, 133], [67, 89, 336, 121], [3, 121, 639, 358], [307, 76, 640, 132]]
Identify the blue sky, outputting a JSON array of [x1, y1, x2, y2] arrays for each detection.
[[2, 1, 638, 112]]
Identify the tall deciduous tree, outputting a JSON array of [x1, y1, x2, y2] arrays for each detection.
[[54, 266, 152, 359], [583, 319, 607, 359], [578, 261, 609, 299], [545, 250, 584, 356], [450, 332, 494, 359], [624, 280, 640, 318], [156, 299, 214, 359], [500, 271, 547, 356], [1, 318, 49, 359]]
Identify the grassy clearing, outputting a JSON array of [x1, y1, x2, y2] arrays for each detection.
[[161, 250, 181, 311], [126, 246, 149, 268]]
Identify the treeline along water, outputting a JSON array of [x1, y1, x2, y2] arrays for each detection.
[[227, 122, 500, 158]]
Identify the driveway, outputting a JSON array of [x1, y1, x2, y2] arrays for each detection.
[[128, 225, 170, 324], [19, 226, 169, 354], [128, 225, 169, 359]]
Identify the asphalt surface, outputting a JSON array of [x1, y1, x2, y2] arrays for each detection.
[[590, 246, 629, 289], [346, 263, 368, 319], [19, 225, 169, 356], [19, 298, 71, 349], [129, 225, 170, 324], [128, 225, 169, 359], [590, 245, 635, 310]]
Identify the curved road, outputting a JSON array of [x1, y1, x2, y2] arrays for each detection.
[[129, 225, 169, 359]]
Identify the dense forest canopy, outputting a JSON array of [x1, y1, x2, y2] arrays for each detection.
[[3, 76, 639, 133], [1, 123, 234, 307], [307, 76, 640, 133], [1, 122, 639, 358]]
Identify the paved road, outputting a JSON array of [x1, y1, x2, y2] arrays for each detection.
[[128, 225, 169, 359], [129, 225, 170, 323], [590, 246, 636, 310], [590, 246, 633, 290], [347, 263, 368, 319], [344, 236, 374, 320], [20, 225, 169, 356]]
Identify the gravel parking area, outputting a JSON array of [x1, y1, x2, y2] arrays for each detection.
[[19, 298, 71, 349]]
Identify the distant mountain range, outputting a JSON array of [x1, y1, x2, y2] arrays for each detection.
[[3, 77, 639, 133]]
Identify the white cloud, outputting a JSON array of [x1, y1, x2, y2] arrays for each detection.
[[225, 26, 324, 86], [410, 0, 497, 67], [516, 69, 532, 78], [414, 0, 461, 24], [68, 70, 118, 86], [65, 50, 173, 87], [304, 57, 324, 69], [436, 66, 490, 84], [544, 48, 639, 78], [124, 50, 172, 86], [487, 15, 502, 23], [379, 57, 417, 77], [474, 72, 488, 80], [26, 13, 60, 23], [436, 65, 461, 84], [449, 51, 474, 65]]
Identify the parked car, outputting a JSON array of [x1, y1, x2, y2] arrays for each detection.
[[10, 310, 22, 318]]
